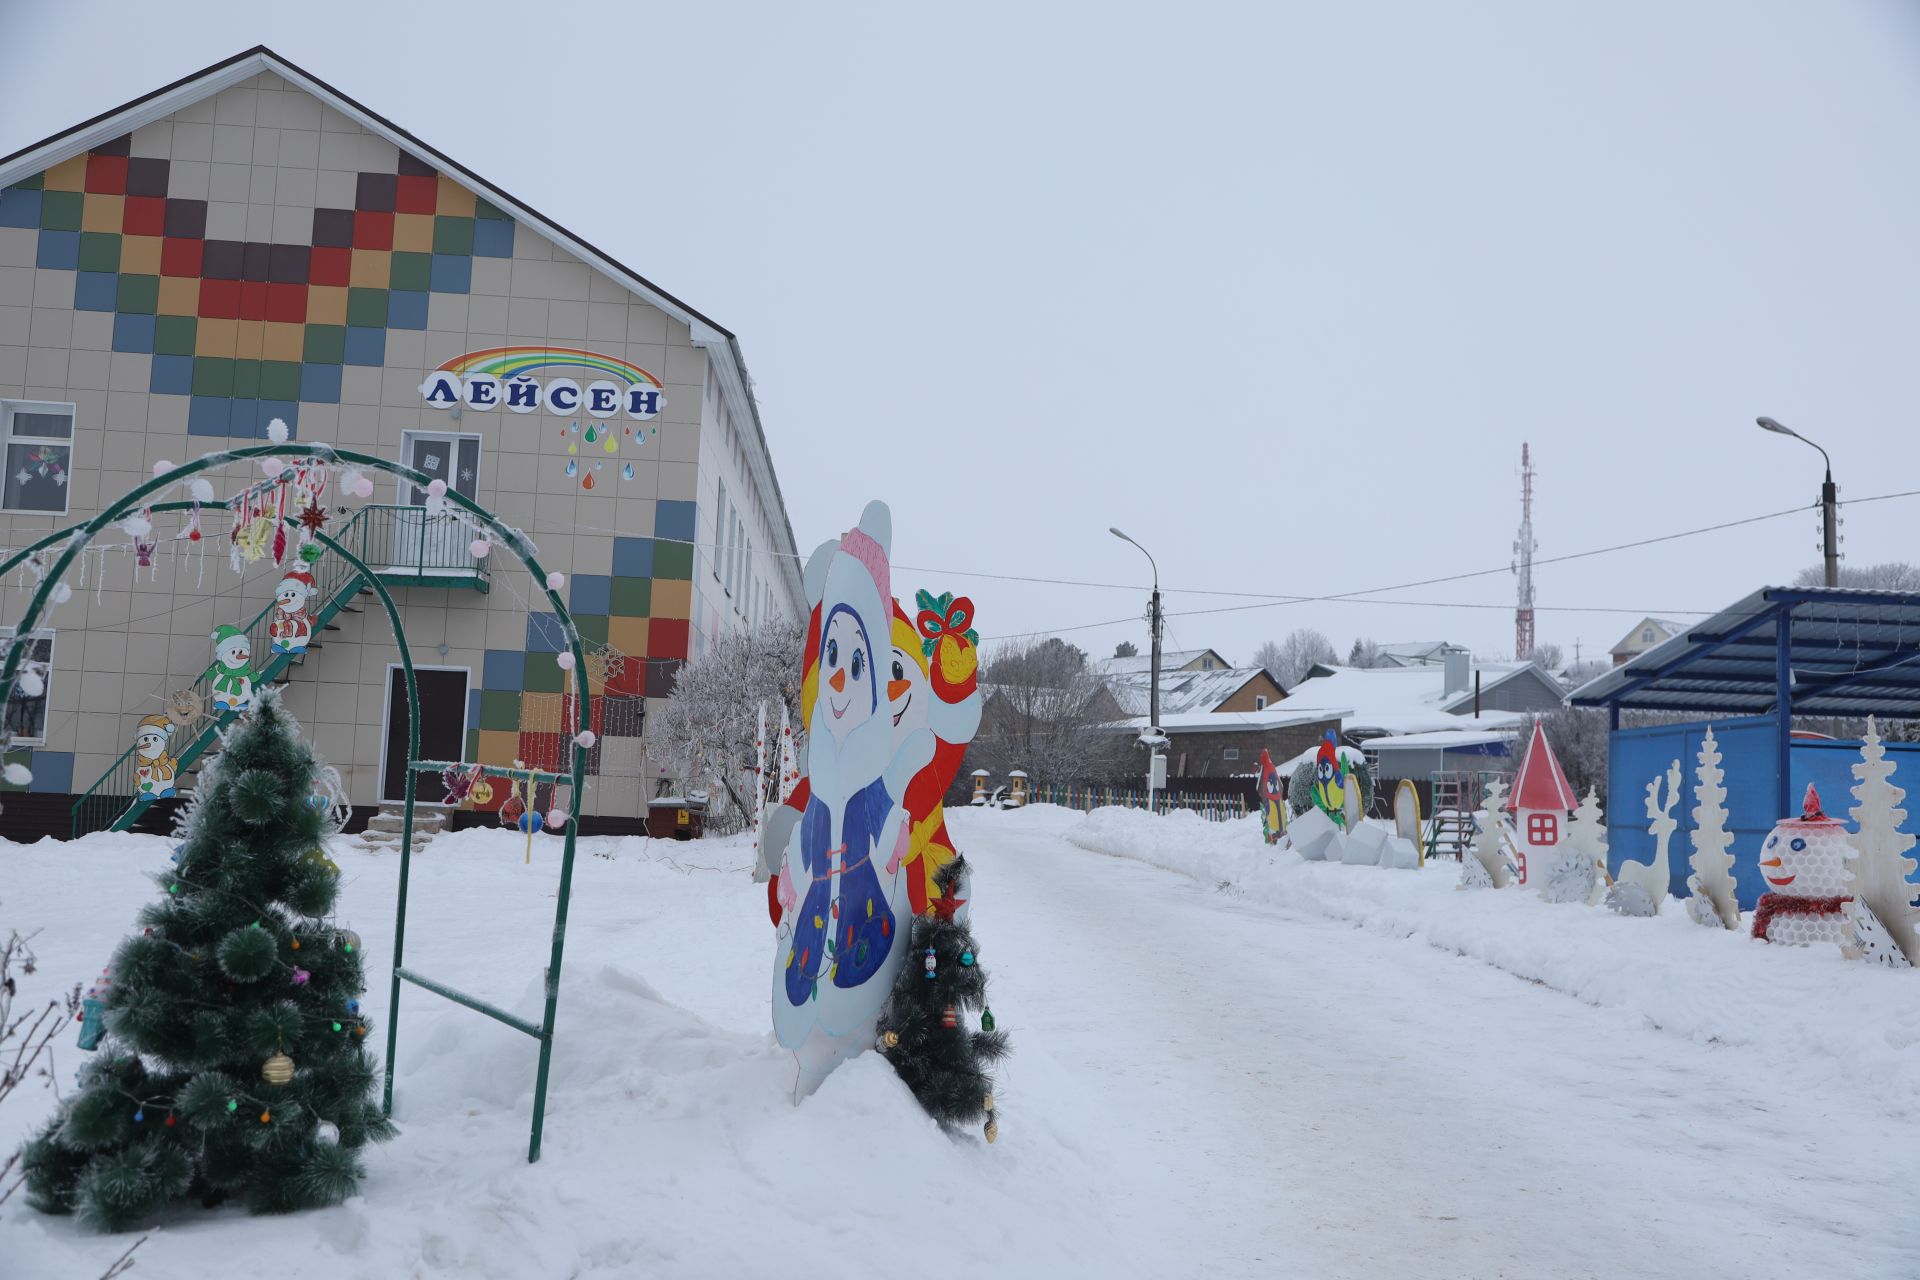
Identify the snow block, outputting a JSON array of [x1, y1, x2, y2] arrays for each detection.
[[1342, 822, 1388, 866], [1380, 834, 1421, 870], [1290, 807, 1342, 862]]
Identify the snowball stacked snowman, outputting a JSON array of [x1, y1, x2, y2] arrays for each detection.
[[1752, 784, 1859, 946]]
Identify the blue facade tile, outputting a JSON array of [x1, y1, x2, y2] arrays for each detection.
[[612, 536, 654, 578], [483, 648, 526, 690], [472, 217, 514, 258], [112, 312, 155, 353], [654, 500, 696, 543], [569, 574, 611, 615], [35, 229, 78, 270], [388, 289, 428, 329], [428, 254, 471, 294], [187, 396, 232, 436], [73, 270, 117, 311], [0, 187, 42, 227], [342, 326, 386, 366], [300, 362, 343, 403], [525, 612, 566, 653], [150, 354, 192, 395], [26, 750, 73, 794]]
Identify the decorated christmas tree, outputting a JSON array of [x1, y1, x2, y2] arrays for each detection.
[[19, 691, 392, 1230], [875, 856, 1009, 1141]]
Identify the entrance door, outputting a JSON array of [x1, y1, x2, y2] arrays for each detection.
[[382, 666, 470, 802], [393, 432, 481, 572]]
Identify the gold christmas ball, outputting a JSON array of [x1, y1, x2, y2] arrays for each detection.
[[984, 1118, 999, 1144], [261, 1052, 295, 1085], [879, 1030, 900, 1049], [983, 1093, 994, 1113], [470, 780, 494, 807]]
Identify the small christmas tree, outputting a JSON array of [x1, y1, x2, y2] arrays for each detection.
[[1542, 787, 1605, 905], [1845, 717, 1920, 967], [19, 691, 392, 1230], [875, 856, 1009, 1141], [1685, 727, 1740, 929]]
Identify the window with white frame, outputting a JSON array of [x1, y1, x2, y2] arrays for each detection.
[[3, 401, 75, 515], [1, 629, 53, 744], [715, 479, 730, 588], [1254, 695, 1268, 710], [1641, 627, 1654, 644], [1222, 748, 1239, 762]]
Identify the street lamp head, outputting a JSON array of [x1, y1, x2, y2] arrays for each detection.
[[1109, 527, 1129, 541], [1756, 416, 1796, 437]]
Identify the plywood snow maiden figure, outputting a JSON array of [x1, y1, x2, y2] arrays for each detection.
[[772, 502, 918, 1100], [269, 566, 315, 655], [207, 624, 254, 714], [1751, 784, 1854, 947], [132, 714, 178, 800], [887, 591, 983, 916], [1258, 748, 1287, 845]]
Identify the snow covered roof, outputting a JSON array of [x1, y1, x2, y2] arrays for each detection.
[[1097, 648, 1228, 677], [1362, 728, 1520, 750], [1506, 721, 1577, 812], [1374, 641, 1453, 667], [1105, 666, 1273, 716], [1276, 664, 1535, 736], [1108, 708, 1342, 734]]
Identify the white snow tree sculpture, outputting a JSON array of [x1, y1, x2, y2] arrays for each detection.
[[1461, 778, 1514, 889], [1542, 786, 1606, 905], [1608, 760, 1680, 917], [1685, 728, 1741, 929], [1844, 717, 1920, 968]]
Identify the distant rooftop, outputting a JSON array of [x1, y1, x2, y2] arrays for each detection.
[[1279, 663, 1541, 736]]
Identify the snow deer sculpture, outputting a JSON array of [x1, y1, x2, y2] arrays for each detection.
[[1844, 717, 1920, 968], [1685, 728, 1741, 929], [1608, 759, 1680, 917]]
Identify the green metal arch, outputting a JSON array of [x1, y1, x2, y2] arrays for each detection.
[[0, 444, 588, 1162]]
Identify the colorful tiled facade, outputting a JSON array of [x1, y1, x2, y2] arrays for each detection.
[[0, 52, 803, 830]]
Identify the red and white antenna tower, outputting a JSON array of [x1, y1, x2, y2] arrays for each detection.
[[1513, 442, 1537, 661]]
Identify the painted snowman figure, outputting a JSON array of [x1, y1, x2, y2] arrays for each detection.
[[885, 592, 981, 918], [772, 502, 917, 1100], [270, 567, 315, 654], [207, 624, 254, 714], [1751, 784, 1853, 946], [132, 714, 177, 799]]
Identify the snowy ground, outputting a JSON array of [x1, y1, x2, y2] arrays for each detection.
[[2, 806, 1917, 1278]]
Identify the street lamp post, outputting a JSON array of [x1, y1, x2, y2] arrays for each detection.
[[1110, 527, 1164, 807], [1756, 416, 1838, 588]]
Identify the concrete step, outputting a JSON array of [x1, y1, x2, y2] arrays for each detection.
[[366, 808, 449, 834]]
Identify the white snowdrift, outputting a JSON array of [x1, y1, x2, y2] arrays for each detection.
[[1066, 804, 1920, 1117]]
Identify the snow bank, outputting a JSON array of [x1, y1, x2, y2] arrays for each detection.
[[1065, 804, 1920, 1117]]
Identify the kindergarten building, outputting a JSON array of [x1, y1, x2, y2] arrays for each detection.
[[0, 47, 805, 838]]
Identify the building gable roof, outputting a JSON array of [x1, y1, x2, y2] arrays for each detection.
[[0, 45, 802, 594], [1507, 720, 1577, 813]]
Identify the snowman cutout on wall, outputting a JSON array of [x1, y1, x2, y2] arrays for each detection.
[[132, 714, 178, 799], [270, 567, 315, 655], [208, 624, 254, 714]]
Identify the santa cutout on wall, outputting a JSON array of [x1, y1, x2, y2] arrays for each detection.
[[1506, 719, 1577, 888]]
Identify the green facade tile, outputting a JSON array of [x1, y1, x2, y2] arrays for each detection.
[[78, 231, 121, 273], [260, 360, 301, 401], [303, 324, 346, 364], [346, 287, 387, 328], [116, 273, 159, 314], [652, 542, 693, 580], [608, 576, 652, 616], [432, 216, 474, 256], [479, 689, 522, 732], [474, 196, 509, 220], [154, 314, 197, 356], [522, 652, 564, 694], [389, 251, 431, 292], [573, 614, 609, 645], [39, 190, 82, 230], [192, 356, 234, 397], [231, 359, 261, 399]]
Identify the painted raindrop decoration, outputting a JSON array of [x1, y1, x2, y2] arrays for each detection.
[[565, 458, 577, 477], [621, 463, 634, 481], [581, 472, 595, 490], [584, 423, 598, 444]]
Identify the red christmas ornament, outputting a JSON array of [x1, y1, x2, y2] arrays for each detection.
[[297, 503, 328, 533], [940, 1006, 959, 1029]]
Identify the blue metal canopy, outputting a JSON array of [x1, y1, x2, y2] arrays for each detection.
[[1568, 586, 1920, 719]]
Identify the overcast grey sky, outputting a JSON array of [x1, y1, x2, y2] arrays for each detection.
[[5, 1, 1919, 669]]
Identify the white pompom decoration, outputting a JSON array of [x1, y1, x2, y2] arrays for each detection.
[[16, 669, 45, 697], [556, 652, 575, 671], [357, 476, 375, 498], [261, 458, 286, 477], [545, 809, 567, 831], [426, 478, 447, 498], [546, 571, 565, 591], [470, 538, 490, 559], [190, 478, 216, 503], [152, 459, 174, 477], [574, 730, 597, 749], [1, 763, 31, 787], [51, 583, 72, 604], [266, 418, 290, 443], [122, 515, 152, 537]]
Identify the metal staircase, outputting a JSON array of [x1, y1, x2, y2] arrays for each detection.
[[70, 505, 488, 838]]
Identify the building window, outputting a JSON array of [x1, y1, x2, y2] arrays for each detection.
[[1254, 695, 1268, 710], [1222, 748, 1239, 762], [715, 479, 730, 587], [1527, 812, 1557, 845], [1, 630, 53, 744], [1641, 628, 1654, 644], [399, 431, 480, 502], [3, 401, 75, 515]]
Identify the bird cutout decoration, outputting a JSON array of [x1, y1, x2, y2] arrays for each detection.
[[207, 625, 255, 713], [132, 715, 178, 799], [1311, 730, 1347, 828], [1258, 749, 1288, 845], [441, 763, 485, 807], [1609, 760, 1681, 917], [270, 568, 315, 655]]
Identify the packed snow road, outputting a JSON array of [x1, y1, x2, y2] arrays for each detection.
[[960, 808, 1918, 1279], [4, 810, 1914, 1278]]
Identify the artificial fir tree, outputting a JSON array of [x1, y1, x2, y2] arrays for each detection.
[[19, 691, 392, 1230], [1844, 717, 1920, 967], [875, 856, 1010, 1141], [1685, 727, 1741, 929]]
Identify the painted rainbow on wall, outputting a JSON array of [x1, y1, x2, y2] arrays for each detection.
[[434, 347, 664, 387]]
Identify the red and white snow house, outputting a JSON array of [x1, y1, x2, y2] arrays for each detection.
[[1568, 584, 1920, 908], [1504, 719, 1576, 888]]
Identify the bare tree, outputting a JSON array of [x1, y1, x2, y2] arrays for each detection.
[[970, 636, 1131, 784], [1256, 629, 1337, 686], [1793, 561, 1920, 591], [647, 614, 806, 831], [1346, 637, 1382, 669], [1529, 706, 1609, 801], [1531, 641, 1564, 672], [2, 926, 80, 1208]]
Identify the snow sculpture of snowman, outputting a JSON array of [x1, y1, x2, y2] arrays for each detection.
[[1751, 784, 1853, 946], [772, 502, 918, 1100], [207, 624, 254, 714]]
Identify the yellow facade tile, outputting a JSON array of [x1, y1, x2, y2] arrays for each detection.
[[233, 320, 265, 361], [608, 616, 650, 658], [263, 322, 304, 362], [43, 155, 86, 191], [308, 286, 347, 326], [82, 193, 125, 233], [119, 234, 162, 275], [157, 276, 199, 316], [436, 175, 477, 217], [650, 579, 691, 621], [195, 317, 238, 357], [349, 248, 390, 289], [392, 213, 435, 253], [476, 729, 520, 767], [520, 692, 564, 733]]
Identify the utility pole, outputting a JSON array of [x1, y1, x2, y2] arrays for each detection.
[[1111, 527, 1165, 808], [1757, 417, 1839, 587], [1513, 443, 1537, 661]]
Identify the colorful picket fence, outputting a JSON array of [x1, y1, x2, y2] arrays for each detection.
[[1026, 781, 1250, 823]]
